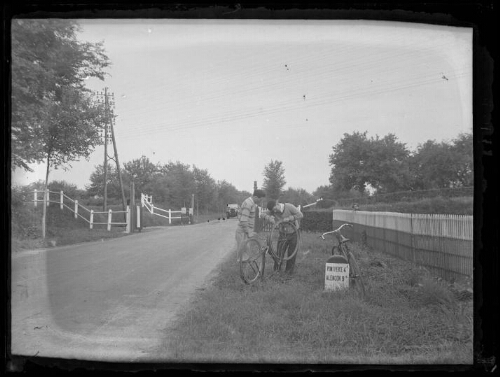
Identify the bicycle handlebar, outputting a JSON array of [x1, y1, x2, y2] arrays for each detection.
[[320, 223, 353, 240]]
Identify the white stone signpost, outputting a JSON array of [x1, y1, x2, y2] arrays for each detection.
[[325, 255, 350, 291]]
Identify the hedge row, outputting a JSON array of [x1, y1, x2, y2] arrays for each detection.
[[300, 211, 333, 233], [335, 186, 473, 207]]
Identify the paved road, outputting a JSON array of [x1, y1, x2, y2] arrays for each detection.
[[11, 220, 237, 362]]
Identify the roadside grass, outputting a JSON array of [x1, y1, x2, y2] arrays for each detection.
[[10, 201, 226, 252], [160, 232, 473, 365], [10, 203, 129, 251]]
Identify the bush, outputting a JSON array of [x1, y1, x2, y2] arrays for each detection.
[[300, 211, 332, 232], [359, 196, 473, 215], [336, 187, 473, 207]]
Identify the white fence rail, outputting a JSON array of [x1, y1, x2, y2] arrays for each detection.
[[31, 189, 130, 233], [332, 210, 473, 281], [141, 193, 191, 224]]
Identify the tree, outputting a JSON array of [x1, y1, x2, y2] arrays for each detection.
[[123, 155, 159, 196], [262, 160, 286, 199], [409, 140, 457, 190], [449, 132, 473, 187], [48, 180, 85, 199], [313, 185, 333, 200], [328, 131, 371, 194], [328, 132, 411, 196], [193, 166, 217, 213], [11, 19, 110, 237], [158, 161, 196, 208], [280, 187, 314, 207], [87, 164, 125, 200], [365, 134, 411, 193], [12, 19, 109, 172], [409, 132, 473, 190], [215, 180, 242, 212]]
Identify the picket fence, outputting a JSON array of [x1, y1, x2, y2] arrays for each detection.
[[332, 210, 473, 281], [32, 189, 131, 232]]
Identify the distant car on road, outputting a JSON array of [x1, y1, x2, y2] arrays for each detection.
[[226, 204, 240, 218]]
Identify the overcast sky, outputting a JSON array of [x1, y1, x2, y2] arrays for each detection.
[[12, 19, 472, 194]]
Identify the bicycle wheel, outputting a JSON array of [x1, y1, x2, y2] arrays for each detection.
[[347, 251, 366, 297], [268, 223, 299, 262], [239, 238, 264, 284]]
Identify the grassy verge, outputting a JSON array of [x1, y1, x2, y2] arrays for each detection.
[[10, 201, 225, 252], [159, 232, 473, 365], [11, 203, 130, 252]]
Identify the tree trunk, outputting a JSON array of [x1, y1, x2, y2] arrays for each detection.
[[42, 155, 50, 239]]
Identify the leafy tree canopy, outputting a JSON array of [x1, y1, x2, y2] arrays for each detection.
[[263, 160, 286, 199], [329, 132, 411, 195], [11, 19, 110, 173], [280, 187, 314, 207]]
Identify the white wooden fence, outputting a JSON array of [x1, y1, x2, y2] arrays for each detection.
[[32, 189, 130, 232], [141, 193, 192, 224], [332, 210, 473, 281]]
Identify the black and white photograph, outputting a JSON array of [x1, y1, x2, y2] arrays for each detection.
[[6, 3, 496, 373]]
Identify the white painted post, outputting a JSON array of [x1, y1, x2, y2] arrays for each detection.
[[125, 206, 130, 233], [46, 189, 50, 206], [34, 189, 37, 207], [90, 210, 94, 229], [169, 209, 172, 224], [74, 200, 78, 219], [60, 191, 64, 210], [108, 209, 112, 231], [137, 205, 141, 228]]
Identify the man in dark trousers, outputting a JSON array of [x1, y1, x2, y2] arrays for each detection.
[[263, 199, 303, 274]]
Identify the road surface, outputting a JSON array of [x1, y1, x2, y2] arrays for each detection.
[[11, 219, 237, 362]]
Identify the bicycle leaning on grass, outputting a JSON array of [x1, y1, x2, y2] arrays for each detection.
[[320, 223, 366, 296], [239, 221, 300, 284]]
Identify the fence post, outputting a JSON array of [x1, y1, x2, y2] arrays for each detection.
[[46, 189, 50, 206], [169, 209, 172, 224], [74, 200, 78, 219], [125, 206, 130, 233], [108, 209, 112, 231], [90, 210, 94, 229], [137, 205, 141, 229], [410, 214, 415, 263], [34, 189, 37, 207], [60, 191, 64, 210]]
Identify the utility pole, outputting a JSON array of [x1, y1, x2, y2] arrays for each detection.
[[102, 88, 110, 212], [98, 87, 126, 214], [110, 110, 127, 217]]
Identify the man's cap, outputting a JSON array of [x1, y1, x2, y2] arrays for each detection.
[[266, 199, 277, 211], [253, 189, 266, 198]]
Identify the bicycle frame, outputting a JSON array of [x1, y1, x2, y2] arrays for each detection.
[[320, 223, 365, 296], [239, 221, 299, 284]]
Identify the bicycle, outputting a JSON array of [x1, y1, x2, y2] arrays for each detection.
[[239, 221, 300, 284], [320, 223, 366, 297]]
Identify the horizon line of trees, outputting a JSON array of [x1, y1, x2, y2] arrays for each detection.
[[314, 130, 473, 203], [14, 128, 473, 213]]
